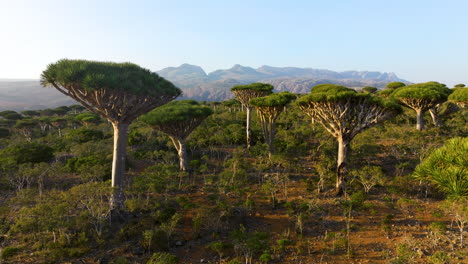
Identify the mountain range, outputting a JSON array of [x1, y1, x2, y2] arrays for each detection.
[[0, 64, 408, 111], [156, 64, 408, 101]]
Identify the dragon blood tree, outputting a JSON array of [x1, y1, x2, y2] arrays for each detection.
[[231, 83, 273, 149], [449, 87, 468, 108], [41, 59, 181, 209], [391, 81, 450, 131], [297, 84, 401, 195], [141, 100, 213, 172], [250, 91, 296, 155]]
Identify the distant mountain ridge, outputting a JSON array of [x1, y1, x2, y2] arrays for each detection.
[[0, 64, 408, 111], [156, 64, 408, 101]]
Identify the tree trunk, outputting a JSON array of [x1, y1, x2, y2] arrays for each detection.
[[111, 122, 129, 211], [429, 108, 442, 127], [169, 136, 189, 172], [416, 109, 425, 131], [178, 139, 188, 172], [336, 137, 349, 195], [246, 106, 252, 149], [267, 120, 276, 155]]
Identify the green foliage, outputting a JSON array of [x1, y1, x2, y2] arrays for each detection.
[[65, 155, 111, 181], [66, 128, 104, 143], [41, 59, 181, 97], [361, 86, 377, 93], [454, 83, 465, 88], [298, 84, 355, 102], [0, 111, 23, 120], [21, 110, 41, 117], [14, 119, 38, 130], [231, 83, 274, 92], [428, 251, 451, 264], [1, 246, 20, 259], [448, 87, 468, 103], [297, 84, 401, 112], [386, 82, 406, 89], [391, 81, 450, 101], [377, 88, 396, 98], [0, 127, 10, 138], [413, 137, 467, 199], [0, 142, 54, 164], [250, 92, 296, 107], [350, 165, 385, 193], [141, 100, 213, 126], [222, 99, 241, 107], [230, 226, 270, 261], [131, 164, 178, 195], [146, 252, 178, 264], [74, 112, 101, 125]]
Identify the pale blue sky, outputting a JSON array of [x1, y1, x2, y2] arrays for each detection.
[[0, 0, 467, 86]]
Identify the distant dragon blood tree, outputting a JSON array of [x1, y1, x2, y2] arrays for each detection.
[[141, 100, 213, 172], [449, 87, 468, 108], [297, 84, 401, 194], [231, 83, 273, 149], [361, 86, 377, 94], [41, 59, 181, 210], [250, 92, 296, 155], [391, 82, 450, 130]]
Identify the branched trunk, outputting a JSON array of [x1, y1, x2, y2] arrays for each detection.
[[429, 108, 442, 127], [170, 136, 188, 172], [336, 137, 349, 195], [111, 122, 129, 211], [246, 107, 252, 149], [416, 109, 425, 131]]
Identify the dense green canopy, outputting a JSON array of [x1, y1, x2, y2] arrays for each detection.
[[391, 82, 450, 101], [362, 86, 377, 93], [386, 82, 406, 89], [14, 119, 38, 129], [376, 89, 395, 98], [41, 59, 181, 97], [413, 137, 467, 199], [250, 92, 296, 107], [231, 83, 274, 92], [297, 84, 401, 111], [0, 111, 23, 120], [448, 87, 468, 103], [140, 100, 213, 126]]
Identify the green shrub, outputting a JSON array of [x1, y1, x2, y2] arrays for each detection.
[[0, 142, 54, 164], [413, 137, 467, 199], [428, 251, 451, 264], [1, 246, 20, 259], [146, 252, 178, 264], [66, 128, 104, 143]]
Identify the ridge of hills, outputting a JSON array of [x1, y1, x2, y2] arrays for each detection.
[[0, 64, 408, 111]]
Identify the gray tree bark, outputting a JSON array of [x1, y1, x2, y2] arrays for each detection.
[[111, 122, 129, 210], [336, 137, 349, 195], [246, 106, 252, 149], [169, 136, 189, 172], [177, 139, 188, 172], [429, 108, 442, 127], [416, 109, 425, 131]]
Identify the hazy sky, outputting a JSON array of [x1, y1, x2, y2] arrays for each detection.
[[0, 0, 467, 86]]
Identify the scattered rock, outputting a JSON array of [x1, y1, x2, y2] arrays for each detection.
[[175, 240, 184, 246]]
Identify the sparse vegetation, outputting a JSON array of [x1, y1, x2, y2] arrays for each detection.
[[0, 79, 466, 263]]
